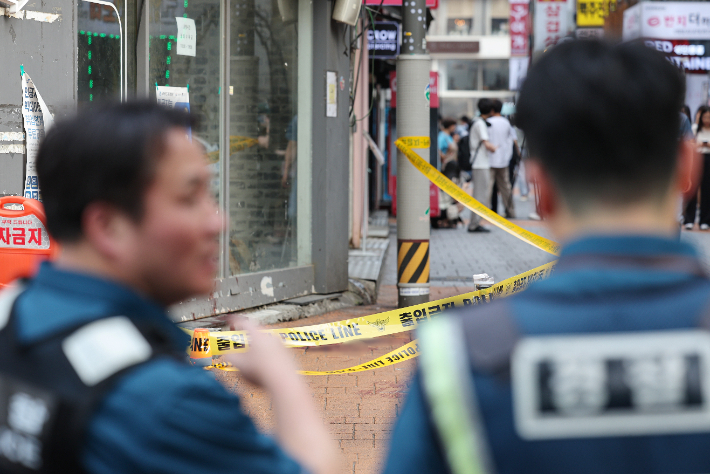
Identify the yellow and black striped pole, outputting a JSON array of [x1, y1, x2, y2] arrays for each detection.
[[396, 5, 431, 307]]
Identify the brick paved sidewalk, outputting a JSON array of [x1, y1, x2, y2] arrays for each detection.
[[213, 286, 473, 474]]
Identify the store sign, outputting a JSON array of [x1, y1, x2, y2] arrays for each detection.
[[510, 0, 530, 57], [577, 0, 615, 27], [428, 41, 480, 53], [576, 27, 605, 38], [533, 0, 569, 52], [368, 22, 400, 59], [645, 39, 710, 74], [429, 72, 439, 108], [623, 2, 710, 40]]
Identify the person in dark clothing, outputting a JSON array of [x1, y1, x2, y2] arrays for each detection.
[[383, 40, 704, 474]]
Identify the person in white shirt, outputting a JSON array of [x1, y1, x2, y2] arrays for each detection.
[[487, 99, 516, 218], [467, 99, 497, 233]]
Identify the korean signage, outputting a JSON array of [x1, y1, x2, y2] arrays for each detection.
[[645, 39, 710, 74], [20, 72, 53, 202], [577, 0, 615, 27], [510, 0, 530, 57], [0, 215, 50, 250], [623, 2, 710, 41], [367, 21, 400, 59], [533, 0, 569, 52]]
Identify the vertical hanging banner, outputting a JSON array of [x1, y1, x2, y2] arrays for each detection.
[[510, 0, 530, 56], [533, 0, 569, 52], [20, 70, 54, 202]]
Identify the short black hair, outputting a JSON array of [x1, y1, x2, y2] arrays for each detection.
[[517, 40, 685, 212], [441, 117, 457, 129], [478, 99, 494, 116], [491, 99, 503, 114], [36, 101, 195, 243]]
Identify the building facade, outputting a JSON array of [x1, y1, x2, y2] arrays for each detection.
[[0, 0, 353, 321]]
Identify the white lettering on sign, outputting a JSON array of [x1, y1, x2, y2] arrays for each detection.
[[0, 215, 49, 250]]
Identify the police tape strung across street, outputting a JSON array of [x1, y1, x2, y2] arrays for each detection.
[[395, 136, 560, 256], [189, 137, 561, 374], [187, 261, 556, 357]]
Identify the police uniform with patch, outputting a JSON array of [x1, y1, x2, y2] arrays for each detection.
[[0, 262, 305, 474], [383, 236, 710, 474]]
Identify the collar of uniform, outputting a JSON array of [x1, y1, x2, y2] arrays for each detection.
[[14, 261, 189, 349], [560, 234, 697, 260]]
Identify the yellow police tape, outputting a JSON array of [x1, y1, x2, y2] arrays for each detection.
[[193, 136, 561, 375], [207, 340, 421, 376], [188, 261, 555, 357], [395, 136, 560, 256]]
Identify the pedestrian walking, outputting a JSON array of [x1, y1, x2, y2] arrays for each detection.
[[0, 102, 338, 474], [487, 99, 516, 218], [383, 40, 707, 474], [438, 117, 458, 167], [467, 99, 497, 233], [684, 106, 710, 230]]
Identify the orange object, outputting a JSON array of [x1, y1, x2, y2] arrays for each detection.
[[0, 197, 58, 289], [190, 328, 212, 360]]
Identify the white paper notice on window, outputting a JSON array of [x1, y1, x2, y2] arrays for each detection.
[[20, 71, 54, 202], [175, 17, 196, 57], [326, 71, 337, 118]]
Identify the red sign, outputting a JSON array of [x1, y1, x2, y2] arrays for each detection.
[[510, 0, 530, 57], [364, 0, 437, 7], [429, 71, 439, 108]]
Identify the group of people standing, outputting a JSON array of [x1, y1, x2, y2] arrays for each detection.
[[436, 99, 525, 231]]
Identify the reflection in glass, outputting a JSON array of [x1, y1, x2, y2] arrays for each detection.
[[148, 0, 222, 214], [482, 59, 509, 90], [446, 59, 479, 91], [228, 0, 298, 275], [77, 1, 121, 107]]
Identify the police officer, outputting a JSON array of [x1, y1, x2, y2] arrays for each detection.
[[383, 40, 708, 474], [0, 102, 338, 474]]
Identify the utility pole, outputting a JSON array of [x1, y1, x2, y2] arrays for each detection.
[[396, 2, 430, 308]]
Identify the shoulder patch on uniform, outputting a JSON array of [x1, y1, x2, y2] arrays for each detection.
[[512, 330, 710, 440], [62, 316, 153, 386], [0, 285, 24, 331]]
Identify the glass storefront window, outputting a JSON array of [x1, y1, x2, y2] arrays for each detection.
[[228, 0, 299, 275], [445, 59, 479, 90], [444, 59, 509, 91], [148, 0, 222, 224], [490, 0, 509, 35], [77, 2, 122, 107], [481, 59, 509, 90]]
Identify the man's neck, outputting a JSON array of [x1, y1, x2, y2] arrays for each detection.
[[548, 199, 680, 244]]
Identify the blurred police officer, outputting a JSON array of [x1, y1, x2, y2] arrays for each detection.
[[0, 102, 337, 474], [383, 40, 707, 474]]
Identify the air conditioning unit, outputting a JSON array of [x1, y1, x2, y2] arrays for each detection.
[[332, 0, 361, 26]]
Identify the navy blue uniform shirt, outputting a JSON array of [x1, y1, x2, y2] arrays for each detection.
[[384, 235, 710, 474], [13, 262, 305, 474]]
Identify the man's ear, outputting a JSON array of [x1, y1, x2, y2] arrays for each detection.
[[526, 159, 557, 220], [81, 202, 136, 261], [677, 139, 702, 202]]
